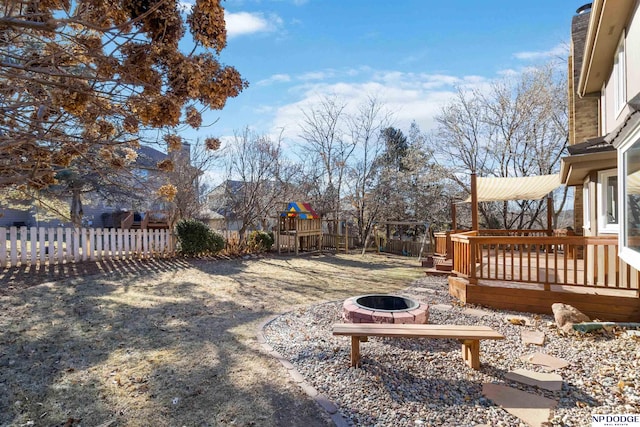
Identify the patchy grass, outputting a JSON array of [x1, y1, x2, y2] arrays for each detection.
[[0, 253, 422, 426]]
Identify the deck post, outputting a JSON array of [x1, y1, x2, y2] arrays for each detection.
[[469, 238, 478, 285], [547, 194, 553, 236], [345, 223, 349, 254], [471, 172, 478, 231], [277, 216, 281, 254]]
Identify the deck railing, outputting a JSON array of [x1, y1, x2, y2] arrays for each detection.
[[434, 231, 451, 258], [451, 230, 639, 290]]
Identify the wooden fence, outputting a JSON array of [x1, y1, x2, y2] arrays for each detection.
[[1, 226, 175, 267], [381, 239, 429, 257]]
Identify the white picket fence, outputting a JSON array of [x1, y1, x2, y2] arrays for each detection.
[[0, 226, 176, 267]]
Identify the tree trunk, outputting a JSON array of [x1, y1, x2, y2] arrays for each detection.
[[70, 189, 83, 228]]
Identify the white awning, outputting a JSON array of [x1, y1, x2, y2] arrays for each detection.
[[464, 174, 562, 202]]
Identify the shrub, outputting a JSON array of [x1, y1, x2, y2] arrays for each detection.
[[248, 230, 274, 252], [175, 219, 225, 256]]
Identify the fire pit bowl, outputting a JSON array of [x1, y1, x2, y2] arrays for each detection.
[[342, 294, 429, 324]]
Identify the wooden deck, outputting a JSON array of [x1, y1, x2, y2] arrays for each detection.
[[437, 231, 640, 322]]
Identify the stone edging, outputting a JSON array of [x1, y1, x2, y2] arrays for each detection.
[[256, 314, 351, 427]]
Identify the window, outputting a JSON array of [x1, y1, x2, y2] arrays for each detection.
[[597, 169, 618, 233], [618, 125, 640, 268], [613, 33, 626, 115]]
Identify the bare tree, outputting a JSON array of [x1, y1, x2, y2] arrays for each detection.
[[345, 96, 391, 243], [433, 64, 568, 229], [216, 128, 292, 241], [298, 95, 355, 222]]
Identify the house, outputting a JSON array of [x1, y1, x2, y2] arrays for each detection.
[[560, 1, 640, 269], [441, 2, 640, 321], [0, 144, 187, 228], [206, 179, 279, 232], [207, 180, 245, 231]]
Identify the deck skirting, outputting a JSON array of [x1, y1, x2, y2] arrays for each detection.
[[448, 276, 640, 322]]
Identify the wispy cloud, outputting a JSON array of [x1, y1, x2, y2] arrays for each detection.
[[513, 42, 569, 61], [297, 71, 335, 81], [269, 68, 485, 139], [256, 73, 292, 86], [257, 70, 340, 87], [225, 11, 283, 38]]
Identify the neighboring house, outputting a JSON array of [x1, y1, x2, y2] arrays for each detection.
[[207, 180, 245, 231], [198, 207, 226, 230], [0, 144, 188, 228], [560, 1, 640, 269]]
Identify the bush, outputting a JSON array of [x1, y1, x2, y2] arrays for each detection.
[[248, 230, 274, 252], [175, 219, 225, 256]]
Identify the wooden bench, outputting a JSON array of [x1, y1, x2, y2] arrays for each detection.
[[332, 323, 504, 370]]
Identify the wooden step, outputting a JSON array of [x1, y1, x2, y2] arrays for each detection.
[[436, 261, 453, 271]]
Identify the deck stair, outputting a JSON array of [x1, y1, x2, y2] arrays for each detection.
[[434, 258, 453, 272]]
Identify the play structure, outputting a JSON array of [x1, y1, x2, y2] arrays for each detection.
[[276, 202, 322, 255]]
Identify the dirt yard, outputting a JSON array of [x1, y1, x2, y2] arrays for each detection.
[[0, 253, 423, 426]]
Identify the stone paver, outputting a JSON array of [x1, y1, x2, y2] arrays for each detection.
[[505, 368, 563, 391], [430, 304, 453, 312], [463, 307, 492, 317], [276, 356, 295, 370], [482, 383, 557, 427], [314, 393, 338, 414], [520, 352, 570, 370], [300, 382, 318, 398], [289, 369, 305, 383], [411, 287, 433, 293], [521, 330, 545, 346], [331, 413, 351, 427]]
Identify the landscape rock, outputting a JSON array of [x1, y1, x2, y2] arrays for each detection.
[[551, 303, 590, 333]]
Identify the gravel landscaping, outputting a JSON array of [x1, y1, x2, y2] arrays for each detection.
[[263, 275, 640, 426]]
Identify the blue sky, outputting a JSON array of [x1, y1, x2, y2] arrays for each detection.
[[183, 0, 583, 153]]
